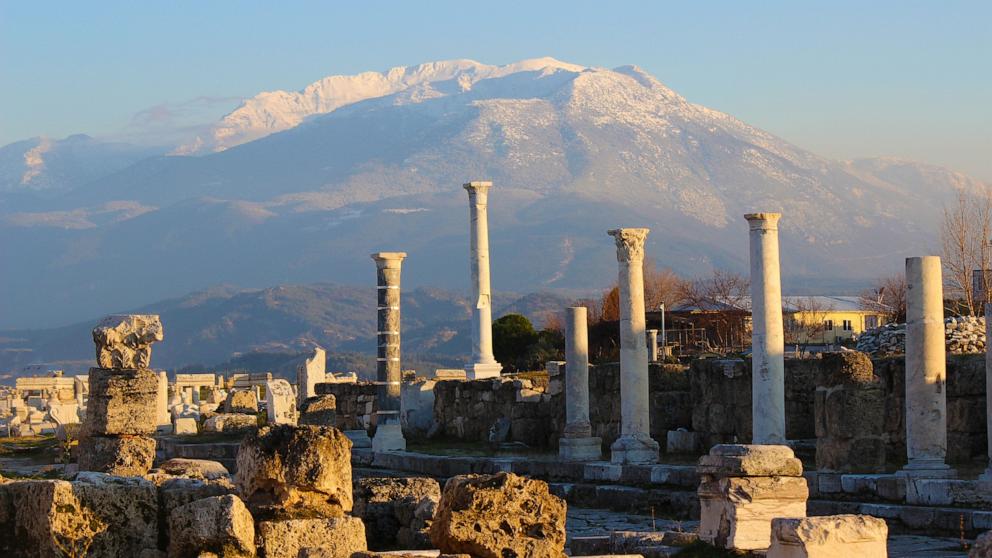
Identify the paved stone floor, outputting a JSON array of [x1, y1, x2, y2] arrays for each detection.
[[566, 507, 971, 557]]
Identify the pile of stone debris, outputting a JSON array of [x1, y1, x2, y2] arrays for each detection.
[[855, 315, 987, 355]]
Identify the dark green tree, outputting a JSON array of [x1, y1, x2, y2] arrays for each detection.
[[492, 313, 538, 372]]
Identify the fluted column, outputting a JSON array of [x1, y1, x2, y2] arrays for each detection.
[[559, 306, 602, 461], [608, 228, 659, 464], [901, 256, 953, 477], [464, 181, 503, 379], [371, 251, 406, 452], [746, 213, 786, 444]]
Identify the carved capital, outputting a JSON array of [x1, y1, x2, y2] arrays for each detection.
[[463, 181, 492, 205], [745, 212, 781, 231], [608, 228, 650, 263], [371, 252, 407, 270]]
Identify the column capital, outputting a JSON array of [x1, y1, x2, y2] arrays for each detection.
[[371, 252, 407, 269], [608, 228, 650, 263], [745, 212, 782, 230], [464, 180, 492, 194]]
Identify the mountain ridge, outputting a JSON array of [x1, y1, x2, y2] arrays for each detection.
[[0, 57, 987, 330]]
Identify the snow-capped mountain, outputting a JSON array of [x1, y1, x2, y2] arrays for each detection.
[[174, 57, 587, 154], [0, 58, 986, 329]]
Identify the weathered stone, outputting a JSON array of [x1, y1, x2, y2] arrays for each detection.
[[236, 425, 353, 520], [266, 378, 298, 426], [0, 473, 160, 557], [698, 475, 808, 551], [155, 458, 230, 480], [155, 477, 239, 528], [225, 389, 259, 414], [818, 352, 875, 385], [257, 517, 367, 558], [430, 472, 567, 558], [972, 530, 992, 558], [78, 435, 156, 476], [353, 476, 440, 550], [768, 514, 888, 557], [203, 413, 257, 434], [168, 494, 255, 558], [93, 314, 164, 369], [697, 444, 803, 477], [174, 417, 198, 435], [300, 395, 337, 426], [84, 367, 159, 436]]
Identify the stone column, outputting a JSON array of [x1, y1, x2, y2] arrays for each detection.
[[984, 303, 992, 481], [608, 228, 659, 464], [647, 329, 659, 362], [559, 306, 602, 461], [901, 256, 953, 477], [746, 213, 786, 444], [371, 252, 407, 452], [156, 371, 171, 432], [463, 181, 503, 379]]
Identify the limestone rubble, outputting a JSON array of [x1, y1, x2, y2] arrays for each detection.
[[429, 471, 567, 558], [167, 494, 255, 558]]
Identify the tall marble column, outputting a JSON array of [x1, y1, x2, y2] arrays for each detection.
[[157, 371, 171, 432], [901, 256, 953, 477], [746, 213, 786, 444], [371, 252, 406, 452], [463, 181, 502, 379], [984, 303, 992, 481], [559, 306, 602, 461], [647, 329, 659, 362], [608, 228, 660, 464]]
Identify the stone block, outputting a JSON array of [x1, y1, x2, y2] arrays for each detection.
[[666, 429, 699, 454], [236, 425, 353, 520], [0, 476, 159, 557], [559, 437, 603, 462], [698, 476, 808, 550], [257, 517, 366, 558], [698, 444, 803, 477], [78, 434, 156, 476], [174, 417, 198, 435], [84, 368, 158, 436], [430, 472, 566, 558], [155, 458, 230, 480], [973, 530, 992, 557], [156, 477, 239, 524], [225, 389, 259, 414], [353, 476, 440, 550], [300, 394, 337, 426], [768, 514, 887, 558], [203, 413, 257, 434], [167, 494, 255, 558]]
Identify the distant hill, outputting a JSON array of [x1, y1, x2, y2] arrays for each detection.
[[0, 283, 572, 379], [1, 57, 987, 330]]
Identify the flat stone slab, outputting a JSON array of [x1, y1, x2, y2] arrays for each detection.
[[769, 514, 887, 557], [698, 444, 803, 477]]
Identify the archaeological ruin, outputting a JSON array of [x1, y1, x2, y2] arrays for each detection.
[[0, 187, 990, 558]]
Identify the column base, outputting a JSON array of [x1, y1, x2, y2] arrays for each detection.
[[610, 432, 659, 465], [465, 362, 502, 380], [343, 429, 372, 449], [372, 423, 406, 452], [896, 458, 956, 479], [558, 437, 602, 462]]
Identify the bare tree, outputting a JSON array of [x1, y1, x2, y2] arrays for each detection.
[[859, 274, 907, 323], [598, 260, 685, 322], [941, 189, 992, 316], [678, 269, 750, 350]]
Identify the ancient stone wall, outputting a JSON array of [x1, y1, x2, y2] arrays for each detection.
[[432, 377, 555, 447], [315, 382, 377, 431], [689, 359, 817, 448]]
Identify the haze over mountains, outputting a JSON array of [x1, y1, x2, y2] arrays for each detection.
[[1, 57, 987, 339]]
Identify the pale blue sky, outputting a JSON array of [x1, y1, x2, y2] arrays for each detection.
[[2, 1, 990, 180]]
